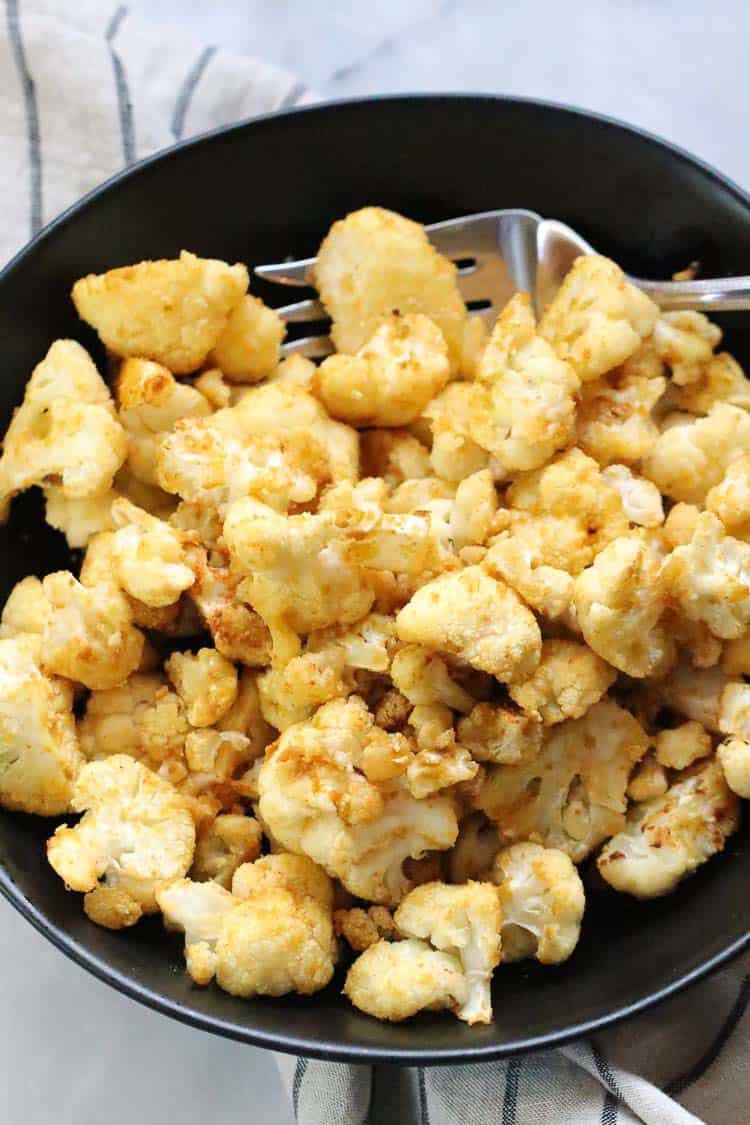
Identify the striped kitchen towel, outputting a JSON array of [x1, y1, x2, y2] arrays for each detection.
[[2, 4, 749, 1124]]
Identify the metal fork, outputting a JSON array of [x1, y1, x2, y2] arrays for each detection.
[[254, 208, 750, 359]]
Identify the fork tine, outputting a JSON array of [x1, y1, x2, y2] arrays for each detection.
[[280, 334, 335, 359], [254, 256, 316, 287], [276, 297, 327, 323]]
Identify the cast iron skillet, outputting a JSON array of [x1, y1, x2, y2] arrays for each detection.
[[1, 95, 749, 1065]]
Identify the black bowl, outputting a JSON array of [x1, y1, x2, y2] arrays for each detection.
[[1, 94, 749, 1065]]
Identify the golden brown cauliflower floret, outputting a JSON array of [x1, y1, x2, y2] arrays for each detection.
[[675, 352, 750, 414], [489, 842, 585, 964], [186, 550, 271, 667], [654, 721, 712, 771], [405, 704, 478, 798], [110, 498, 194, 608], [576, 369, 666, 466], [0, 340, 127, 520], [421, 383, 495, 483], [40, 571, 144, 690], [469, 293, 579, 472], [115, 357, 212, 487], [47, 755, 195, 926], [391, 645, 476, 714], [641, 403, 750, 505], [597, 759, 739, 898], [717, 737, 750, 798], [626, 753, 669, 802], [207, 294, 284, 383], [316, 313, 450, 427], [314, 207, 474, 376], [165, 648, 238, 728], [664, 512, 750, 641], [663, 502, 701, 549], [718, 682, 750, 740], [0, 634, 82, 815], [257, 696, 458, 904], [393, 880, 501, 1024], [484, 523, 575, 619], [457, 702, 543, 766], [43, 487, 119, 550], [344, 937, 468, 1022], [574, 533, 674, 677], [334, 904, 397, 951], [396, 566, 541, 683], [191, 814, 263, 887], [600, 465, 664, 528], [78, 673, 189, 769], [508, 639, 616, 724], [478, 699, 650, 862], [0, 576, 52, 639], [652, 311, 721, 386], [539, 255, 657, 383], [705, 452, 750, 536], [72, 250, 249, 374], [650, 661, 730, 732], [360, 429, 432, 488]]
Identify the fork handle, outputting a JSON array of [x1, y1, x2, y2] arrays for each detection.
[[633, 275, 750, 311]]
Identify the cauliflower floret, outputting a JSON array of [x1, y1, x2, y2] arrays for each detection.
[[469, 293, 579, 471], [489, 842, 585, 964], [576, 370, 666, 466], [539, 255, 657, 382], [0, 576, 52, 638], [110, 498, 193, 608], [574, 533, 674, 677], [508, 640, 616, 724], [191, 814, 263, 887], [391, 645, 476, 714], [600, 465, 664, 528], [316, 313, 450, 427], [266, 353, 317, 392], [706, 452, 750, 536], [360, 429, 432, 487], [652, 311, 721, 386], [193, 368, 233, 409], [664, 512, 750, 640], [257, 696, 458, 904], [675, 352, 750, 414], [207, 294, 284, 383], [654, 721, 712, 770], [43, 487, 115, 548], [405, 705, 478, 798], [421, 383, 495, 483], [0, 634, 82, 814], [663, 502, 701, 549], [41, 571, 144, 690], [80, 529, 182, 632], [47, 755, 195, 926], [158, 853, 336, 996], [72, 250, 249, 373], [115, 357, 212, 486], [597, 759, 739, 898], [393, 880, 501, 1024], [314, 207, 475, 376], [334, 904, 397, 951], [478, 699, 650, 862], [186, 549, 271, 666], [484, 528, 575, 619], [0, 340, 127, 519], [627, 752, 669, 802], [449, 470, 499, 552], [344, 937, 468, 1021], [165, 648, 238, 728], [717, 737, 750, 798], [641, 404, 750, 505], [653, 661, 731, 731], [457, 702, 543, 765], [78, 673, 189, 769], [718, 682, 750, 740], [396, 567, 541, 683]]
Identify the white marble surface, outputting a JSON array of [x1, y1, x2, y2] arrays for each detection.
[[5, 3, 748, 1123]]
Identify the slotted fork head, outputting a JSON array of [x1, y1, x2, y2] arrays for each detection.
[[255, 208, 548, 358]]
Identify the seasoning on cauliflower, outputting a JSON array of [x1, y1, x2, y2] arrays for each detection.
[[508, 639, 616, 725], [468, 293, 579, 472], [110, 498, 194, 608], [675, 352, 750, 414], [600, 465, 664, 528], [705, 452, 750, 537], [478, 699, 650, 862], [165, 648, 238, 728], [405, 704, 478, 798], [597, 759, 740, 898], [574, 533, 674, 677], [576, 369, 666, 466], [360, 429, 432, 487], [0, 340, 127, 520], [334, 904, 397, 950], [257, 696, 458, 903], [539, 255, 658, 383], [72, 250, 249, 373], [157, 853, 336, 996], [207, 294, 284, 382], [344, 937, 469, 1021], [652, 311, 721, 386], [718, 682, 750, 740], [0, 576, 52, 639], [391, 645, 476, 714], [396, 566, 541, 683], [626, 752, 669, 802], [664, 512, 750, 640], [641, 403, 750, 505], [654, 721, 712, 771], [47, 755, 195, 926], [40, 571, 144, 690], [0, 634, 82, 815], [421, 383, 495, 482], [393, 880, 501, 1024], [78, 673, 189, 770], [314, 206, 475, 376], [191, 814, 263, 887], [186, 549, 271, 667], [717, 737, 750, 798], [489, 842, 585, 964], [484, 522, 575, 619], [316, 312, 450, 427], [457, 702, 543, 765]]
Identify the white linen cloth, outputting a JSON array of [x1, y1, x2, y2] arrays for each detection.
[[0, 3, 748, 1123]]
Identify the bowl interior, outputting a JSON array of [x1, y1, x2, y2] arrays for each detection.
[[1, 95, 749, 1063]]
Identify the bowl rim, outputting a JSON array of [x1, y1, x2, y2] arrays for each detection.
[[1, 91, 750, 1064]]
